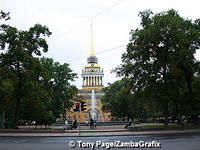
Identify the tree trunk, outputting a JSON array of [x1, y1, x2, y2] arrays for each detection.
[[184, 67, 198, 124], [13, 63, 22, 129], [62, 102, 67, 121], [164, 99, 169, 127], [163, 63, 169, 127]]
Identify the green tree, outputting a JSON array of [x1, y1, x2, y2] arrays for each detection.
[[0, 11, 51, 128], [40, 57, 77, 120], [0, 11, 78, 128], [102, 78, 133, 119], [0, 10, 10, 20], [102, 78, 158, 121], [116, 9, 200, 126]]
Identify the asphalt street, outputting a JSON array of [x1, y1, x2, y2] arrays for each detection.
[[0, 133, 200, 150]]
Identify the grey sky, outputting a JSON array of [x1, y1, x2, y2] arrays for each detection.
[[1, 0, 200, 88]]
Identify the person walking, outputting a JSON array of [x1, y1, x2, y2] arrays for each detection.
[[180, 117, 185, 130], [64, 120, 69, 130], [93, 119, 96, 129], [73, 119, 77, 129], [90, 118, 94, 130], [125, 118, 133, 129], [85, 120, 88, 126]]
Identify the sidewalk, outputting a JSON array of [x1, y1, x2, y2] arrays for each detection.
[[0, 125, 126, 133], [0, 128, 200, 137]]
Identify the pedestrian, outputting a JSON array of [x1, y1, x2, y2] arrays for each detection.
[[73, 119, 77, 129], [93, 119, 96, 129], [125, 118, 132, 129], [64, 120, 69, 130], [90, 118, 94, 130], [180, 117, 185, 130], [85, 120, 88, 126]]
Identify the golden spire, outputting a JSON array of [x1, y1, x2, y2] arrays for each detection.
[[90, 22, 95, 56]]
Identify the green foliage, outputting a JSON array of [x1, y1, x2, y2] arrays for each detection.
[[0, 10, 78, 128], [40, 57, 78, 120], [0, 10, 10, 20], [115, 9, 200, 125], [102, 78, 161, 120], [102, 78, 134, 119]]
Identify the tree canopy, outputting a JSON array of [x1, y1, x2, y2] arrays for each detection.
[[0, 11, 78, 128], [113, 9, 200, 126]]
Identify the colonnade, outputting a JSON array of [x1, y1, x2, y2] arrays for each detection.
[[83, 76, 103, 86]]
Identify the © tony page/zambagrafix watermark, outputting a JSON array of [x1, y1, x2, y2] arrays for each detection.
[[68, 140, 161, 149]]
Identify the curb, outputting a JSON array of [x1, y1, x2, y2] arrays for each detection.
[[64, 129, 128, 133], [0, 129, 200, 137]]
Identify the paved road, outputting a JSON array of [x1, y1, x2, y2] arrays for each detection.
[[0, 133, 200, 150]]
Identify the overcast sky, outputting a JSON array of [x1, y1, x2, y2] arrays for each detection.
[[1, 0, 200, 88]]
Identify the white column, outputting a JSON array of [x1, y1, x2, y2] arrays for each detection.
[[87, 76, 88, 86], [99, 77, 101, 85]]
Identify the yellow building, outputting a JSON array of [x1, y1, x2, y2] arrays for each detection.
[[67, 24, 111, 122]]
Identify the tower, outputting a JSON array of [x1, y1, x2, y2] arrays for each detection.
[[81, 49, 104, 89], [82, 23, 104, 90]]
